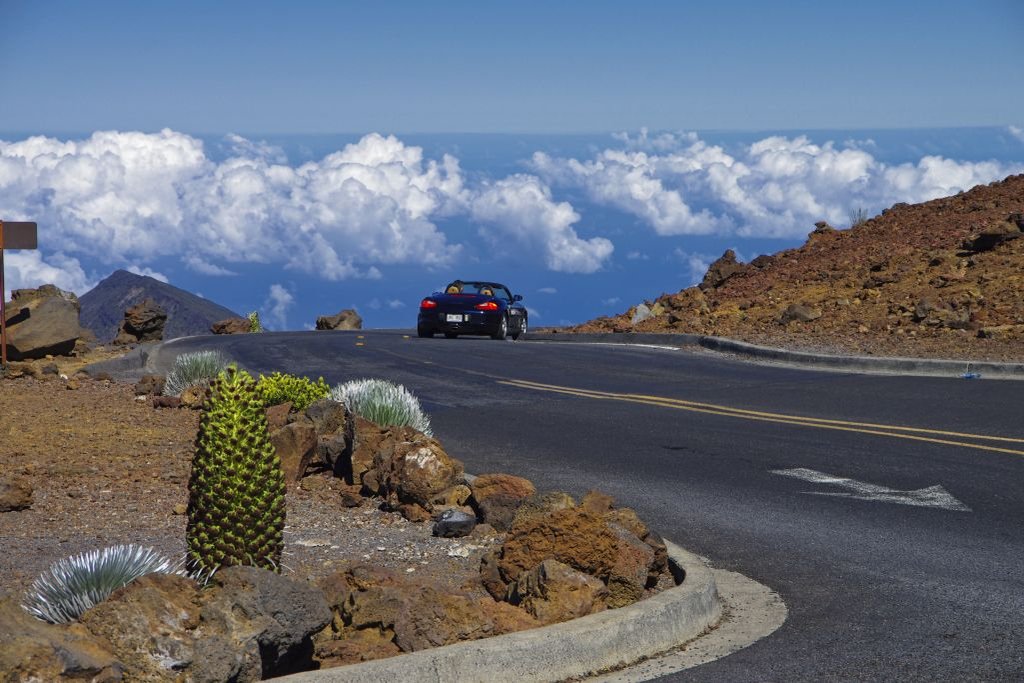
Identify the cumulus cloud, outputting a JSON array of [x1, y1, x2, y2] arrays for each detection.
[[3, 251, 94, 300], [532, 132, 1024, 240], [262, 283, 294, 330], [125, 265, 168, 282], [1009, 126, 1024, 144], [0, 129, 619, 281], [537, 287, 557, 294], [184, 254, 237, 276], [470, 174, 613, 273], [0, 130, 468, 282], [601, 297, 621, 307]]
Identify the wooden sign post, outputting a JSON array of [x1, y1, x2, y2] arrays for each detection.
[[0, 221, 39, 368]]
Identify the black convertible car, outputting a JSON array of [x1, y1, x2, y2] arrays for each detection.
[[417, 280, 528, 340]]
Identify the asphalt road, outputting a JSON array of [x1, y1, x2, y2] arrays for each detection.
[[156, 330, 1024, 681]]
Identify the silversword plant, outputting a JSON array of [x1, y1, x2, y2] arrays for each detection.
[[331, 378, 432, 436], [163, 350, 229, 397], [23, 544, 184, 624]]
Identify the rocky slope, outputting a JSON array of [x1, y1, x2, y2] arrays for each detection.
[[568, 174, 1024, 361], [79, 269, 241, 342]]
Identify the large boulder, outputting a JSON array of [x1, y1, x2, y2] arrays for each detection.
[[2, 285, 80, 360], [0, 594, 122, 681], [316, 309, 362, 331], [211, 317, 251, 334], [470, 473, 536, 531], [362, 423, 466, 520], [75, 566, 331, 682], [506, 559, 609, 625], [198, 566, 332, 678], [486, 496, 665, 609], [112, 298, 167, 344], [493, 506, 620, 596], [314, 565, 537, 667], [78, 573, 202, 681], [365, 427, 467, 521]]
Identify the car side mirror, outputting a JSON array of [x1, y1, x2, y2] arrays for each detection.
[[513, 294, 523, 302]]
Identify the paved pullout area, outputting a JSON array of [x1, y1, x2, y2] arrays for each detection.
[[103, 330, 1024, 680]]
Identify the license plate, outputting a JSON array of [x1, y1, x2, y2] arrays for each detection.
[[446, 314, 464, 322]]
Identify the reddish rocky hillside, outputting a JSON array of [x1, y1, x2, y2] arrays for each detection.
[[568, 174, 1024, 361]]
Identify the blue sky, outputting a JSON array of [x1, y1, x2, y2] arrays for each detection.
[[2, 2, 1024, 331], [3, 1, 1023, 133]]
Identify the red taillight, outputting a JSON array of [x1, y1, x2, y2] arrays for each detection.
[[475, 301, 499, 311], [420, 299, 438, 309]]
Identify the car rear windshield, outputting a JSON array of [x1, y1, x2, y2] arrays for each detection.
[[448, 282, 512, 300]]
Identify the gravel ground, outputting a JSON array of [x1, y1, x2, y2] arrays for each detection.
[[0, 374, 500, 601]]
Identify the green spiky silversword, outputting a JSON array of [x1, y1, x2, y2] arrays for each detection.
[[186, 365, 286, 574]]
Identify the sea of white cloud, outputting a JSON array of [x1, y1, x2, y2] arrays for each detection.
[[2, 127, 1022, 299]]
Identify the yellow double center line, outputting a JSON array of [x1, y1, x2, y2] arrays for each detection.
[[498, 378, 1024, 457]]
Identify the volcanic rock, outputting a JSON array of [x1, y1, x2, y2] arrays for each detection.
[[506, 559, 608, 625], [316, 309, 362, 331], [78, 573, 201, 681], [778, 303, 823, 324], [314, 565, 536, 667], [198, 566, 332, 678], [211, 317, 252, 334], [179, 384, 206, 409], [265, 402, 293, 432], [433, 508, 477, 538], [2, 285, 80, 360], [112, 298, 167, 344], [0, 474, 33, 512], [0, 594, 121, 682], [470, 473, 537, 531], [133, 374, 165, 396], [365, 428, 466, 520], [699, 249, 748, 290], [271, 421, 319, 484]]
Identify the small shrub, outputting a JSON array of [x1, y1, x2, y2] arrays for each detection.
[[256, 372, 330, 411], [331, 378, 432, 436], [849, 207, 869, 228], [163, 350, 229, 397], [247, 310, 264, 333], [22, 545, 185, 624]]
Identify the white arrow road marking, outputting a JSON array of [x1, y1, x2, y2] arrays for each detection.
[[771, 467, 971, 512]]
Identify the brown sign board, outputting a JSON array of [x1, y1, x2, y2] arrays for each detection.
[[0, 222, 38, 249]]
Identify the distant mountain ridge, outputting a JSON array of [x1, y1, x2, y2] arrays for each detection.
[[80, 270, 241, 342]]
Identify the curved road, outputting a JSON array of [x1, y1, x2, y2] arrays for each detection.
[[156, 330, 1024, 681]]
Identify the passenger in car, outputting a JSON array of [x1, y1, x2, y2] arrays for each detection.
[[480, 287, 493, 296], [446, 281, 464, 294]]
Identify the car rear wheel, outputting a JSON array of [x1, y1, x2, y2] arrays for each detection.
[[417, 326, 433, 338], [444, 332, 458, 339], [511, 316, 527, 340], [491, 315, 508, 340]]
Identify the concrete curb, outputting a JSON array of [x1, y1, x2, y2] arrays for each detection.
[[525, 332, 1024, 379], [278, 541, 721, 683]]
